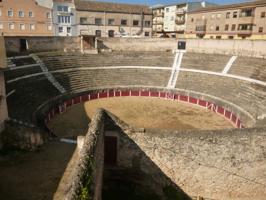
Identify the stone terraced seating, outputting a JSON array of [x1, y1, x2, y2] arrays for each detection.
[[52, 68, 170, 92], [181, 53, 231, 72], [6, 75, 60, 122], [229, 56, 266, 82], [9, 56, 36, 67], [176, 71, 266, 126], [37, 51, 174, 71], [4, 66, 42, 80]]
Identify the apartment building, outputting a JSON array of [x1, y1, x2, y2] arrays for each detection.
[[155, 2, 214, 38], [186, 0, 266, 39], [53, 0, 77, 36], [75, 1, 152, 37], [0, 0, 53, 36], [152, 6, 165, 37]]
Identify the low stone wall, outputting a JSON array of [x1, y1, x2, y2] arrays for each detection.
[[5, 36, 81, 54], [64, 109, 105, 200], [1, 120, 44, 151], [98, 37, 266, 58]]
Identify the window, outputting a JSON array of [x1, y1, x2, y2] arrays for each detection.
[[67, 27, 71, 33], [95, 18, 102, 25], [121, 19, 127, 25], [225, 24, 229, 31], [19, 11, 24, 17], [259, 27, 263, 33], [166, 8, 169, 12], [65, 16, 70, 23], [29, 11, 33, 17], [238, 24, 253, 31], [0, 23, 3, 29], [8, 9, 13, 17], [133, 20, 139, 26], [144, 21, 151, 27], [47, 12, 51, 18], [145, 32, 150, 37], [80, 17, 88, 25], [240, 9, 253, 17], [108, 18, 114, 25], [261, 12, 266, 18], [30, 24, 35, 30], [20, 24, 25, 30], [59, 27, 63, 33], [231, 24, 236, 31], [9, 23, 14, 30], [57, 6, 68, 12], [216, 36, 222, 39], [95, 30, 101, 37], [216, 26, 219, 31], [226, 12, 230, 19], [58, 16, 70, 23], [47, 25, 52, 31], [228, 36, 234, 39], [233, 11, 237, 18]]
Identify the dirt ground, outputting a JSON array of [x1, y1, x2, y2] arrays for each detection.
[[0, 96, 233, 200]]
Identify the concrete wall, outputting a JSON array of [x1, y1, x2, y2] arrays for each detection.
[[5, 36, 81, 54], [98, 37, 266, 58]]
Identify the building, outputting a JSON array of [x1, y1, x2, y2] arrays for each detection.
[[186, 0, 266, 39], [53, 0, 77, 36], [75, 1, 152, 37], [36, 0, 53, 9], [152, 5, 164, 37], [154, 1, 214, 38], [0, 0, 53, 36]]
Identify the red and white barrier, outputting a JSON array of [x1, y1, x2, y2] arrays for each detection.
[[44, 90, 245, 129]]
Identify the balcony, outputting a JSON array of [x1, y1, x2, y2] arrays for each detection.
[[176, 9, 185, 15], [237, 29, 252, 35], [175, 19, 185, 25]]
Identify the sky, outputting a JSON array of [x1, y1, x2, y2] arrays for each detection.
[[90, 0, 253, 6]]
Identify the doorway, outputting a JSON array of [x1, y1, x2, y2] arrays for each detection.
[[20, 39, 27, 52], [104, 136, 117, 166]]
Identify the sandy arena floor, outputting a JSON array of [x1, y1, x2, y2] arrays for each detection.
[[0, 96, 234, 200]]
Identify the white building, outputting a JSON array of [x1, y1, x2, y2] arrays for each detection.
[[53, 0, 77, 36], [163, 1, 215, 38]]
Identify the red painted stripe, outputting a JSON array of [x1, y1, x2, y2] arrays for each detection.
[[109, 91, 114, 97], [189, 97, 197, 104], [121, 91, 130, 97], [131, 90, 139, 96], [99, 92, 108, 99], [231, 114, 237, 123], [179, 95, 188, 102], [74, 96, 81, 104], [141, 91, 149, 97], [198, 99, 207, 107], [159, 92, 166, 98], [115, 91, 121, 97], [217, 106, 225, 115], [225, 110, 231, 119], [81, 94, 89, 102], [90, 93, 98, 100], [150, 91, 159, 97]]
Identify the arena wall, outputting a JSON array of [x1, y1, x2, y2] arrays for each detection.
[[5, 36, 81, 54], [98, 37, 266, 58]]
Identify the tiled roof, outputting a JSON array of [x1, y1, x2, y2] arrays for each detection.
[[190, 0, 266, 13], [75, 0, 152, 14]]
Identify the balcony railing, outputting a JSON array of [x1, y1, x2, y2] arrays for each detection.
[[175, 19, 185, 25]]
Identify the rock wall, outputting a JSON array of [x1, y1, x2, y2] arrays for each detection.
[[98, 37, 266, 58], [122, 127, 266, 200], [5, 36, 81, 54], [1, 121, 44, 151]]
